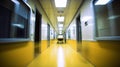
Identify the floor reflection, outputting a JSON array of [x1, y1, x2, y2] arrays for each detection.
[[57, 46, 65, 67], [28, 43, 94, 67]]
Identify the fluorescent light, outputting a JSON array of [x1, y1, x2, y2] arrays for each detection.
[[59, 28, 63, 30], [58, 24, 63, 27], [55, 0, 67, 7], [57, 16, 64, 22], [59, 31, 62, 34], [95, 0, 111, 5]]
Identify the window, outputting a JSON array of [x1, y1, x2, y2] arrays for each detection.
[[0, 0, 30, 42], [93, 0, 120, 40]]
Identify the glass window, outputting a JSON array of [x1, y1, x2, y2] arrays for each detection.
[[93, 0, 120, 40], [0, 0, 30, 42]]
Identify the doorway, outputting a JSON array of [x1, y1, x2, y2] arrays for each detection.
[[47, 24, 50, 47], [34, 9, 42, 42], [34, 9, 42, 57], [76, 14, 82, 52], [76, 15, 82, 43]]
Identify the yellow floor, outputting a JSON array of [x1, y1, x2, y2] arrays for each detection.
[[27, 44, 94, 67]]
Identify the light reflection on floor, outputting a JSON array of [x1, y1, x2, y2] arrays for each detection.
[[57, 46, 65, 67], [27, 44, 94, 67]]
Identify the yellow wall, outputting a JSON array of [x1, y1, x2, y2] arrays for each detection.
[[67, 40, 120, 67], [40, 39, 56, 53], [67, 40, 77, 51], [50, 39, 56, 46], [40, 40, 48, 53], [0, 41, 34, 67], [82, 40, 120, 67]]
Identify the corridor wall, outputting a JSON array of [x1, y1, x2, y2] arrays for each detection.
[[40, 19, 48, 52], [66, 20, 77, 51], [29, 0, 56, 53], [67, 0, 120, 66], [0, 1, 35, 67], [80, 0, 120, 67]]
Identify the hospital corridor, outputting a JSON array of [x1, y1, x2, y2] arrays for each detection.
[[0, 0, 120, 67]]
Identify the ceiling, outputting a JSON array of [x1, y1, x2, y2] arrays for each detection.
[[28, 0, 83, 33]]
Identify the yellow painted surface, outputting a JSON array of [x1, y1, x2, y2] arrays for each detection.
[[50, 39, 56, 46], [0, 41, 34, 67], [67, 40, 77, 51], [67, 40, 120, 66], [1, 39, 118, 67], [27, 44, 94, 67], [40, 40, 56, 53], [82, 41, 120, 67], [41, 40, 48, 53]]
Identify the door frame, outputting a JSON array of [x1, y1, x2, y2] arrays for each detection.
[[76, 14, 82, 43], [34, 9, 42, 42]]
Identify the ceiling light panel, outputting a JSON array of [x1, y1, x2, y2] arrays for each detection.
[[95, 0, 111, 5], [55, 0, 67, 7], [58, 24, 63, 27], [57, 16, 64, 22], [59, 31, 62, 34], [59, 28, 63, 30]]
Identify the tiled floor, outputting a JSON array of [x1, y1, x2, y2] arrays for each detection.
[[27, 44, 94, 67]]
